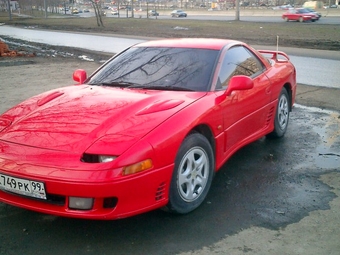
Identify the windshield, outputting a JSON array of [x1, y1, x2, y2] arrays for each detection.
[[88, 47, 219, 91]]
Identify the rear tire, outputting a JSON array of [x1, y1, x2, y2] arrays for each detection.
[[166, 133, 214, 214], [266, 87, 290, 139], [299, 17, 304, 22]]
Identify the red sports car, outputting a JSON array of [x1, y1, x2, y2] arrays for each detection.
[[0, 39, 296, 220], [282, 8, 318, 22]]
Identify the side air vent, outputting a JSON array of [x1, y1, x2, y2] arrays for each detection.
[[266, 107, 275, 126], [155, 182, 166, 201]]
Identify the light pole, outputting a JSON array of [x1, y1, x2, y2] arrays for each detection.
[[7, 0, 12, 20], [44, 0, 47, 18], [235, 0, 240, 21]]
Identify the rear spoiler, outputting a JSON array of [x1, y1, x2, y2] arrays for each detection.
[[258, 50, 290, 62]]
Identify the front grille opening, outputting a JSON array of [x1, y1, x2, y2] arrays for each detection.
[[46, 194, 66, 205], [1, 189, 65, 206], [103, 197, 118, 209]]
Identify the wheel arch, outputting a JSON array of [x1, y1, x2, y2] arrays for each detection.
[[283, 83, 293, 111], [190, 124, 216, 159], [165, 124, 216, 214]]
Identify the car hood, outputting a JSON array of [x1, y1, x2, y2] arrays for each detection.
[[0, 85, 205, 153]]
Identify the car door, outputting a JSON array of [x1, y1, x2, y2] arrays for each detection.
[[292, 10, 300, 20], [215, 45, 272, 153], [286, 9, 297, 20]]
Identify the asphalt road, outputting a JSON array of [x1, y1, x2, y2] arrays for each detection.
[[72, 8, 340, 24]]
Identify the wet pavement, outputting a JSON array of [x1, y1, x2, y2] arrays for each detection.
[[0, 104, 339, 255], [0, 54, 339, 254]]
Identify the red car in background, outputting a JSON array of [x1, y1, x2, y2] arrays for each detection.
[[282, 8, 318, 22], [0, 38, 296, 220]]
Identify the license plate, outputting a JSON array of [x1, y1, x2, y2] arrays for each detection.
[[0, 173, 46, 200]]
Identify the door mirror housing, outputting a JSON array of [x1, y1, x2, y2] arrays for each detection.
[[73, 69, 87, 84], [225, 75, 254, 96]]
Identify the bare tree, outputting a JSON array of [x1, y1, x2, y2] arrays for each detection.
[[88, 0, 104, 27]]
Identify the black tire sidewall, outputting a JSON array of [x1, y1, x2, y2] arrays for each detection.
[[167, 133, 214, 214], [269, 87, 290, 138]]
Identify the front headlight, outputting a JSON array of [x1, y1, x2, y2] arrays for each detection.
[[81, 153, 117, 163], [99, 155, 117, 163]]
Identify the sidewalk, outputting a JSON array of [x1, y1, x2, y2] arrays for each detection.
[[296, 84, 340, 112]]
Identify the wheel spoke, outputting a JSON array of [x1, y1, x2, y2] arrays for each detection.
[[278, 95, 288, 129], [178, 147, 209, 201]]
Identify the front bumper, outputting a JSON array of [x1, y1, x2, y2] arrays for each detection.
[[0, 142, 173, 220], [0, 165, 172, 220]]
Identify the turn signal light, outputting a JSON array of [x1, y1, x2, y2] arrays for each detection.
[[123, 159, 153, 176]]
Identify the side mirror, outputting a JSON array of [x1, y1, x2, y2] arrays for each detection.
[[225, 75, 254, 96], [73, 69, 87, 84]]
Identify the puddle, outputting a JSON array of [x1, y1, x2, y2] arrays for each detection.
[[295, 105, 340, 169]]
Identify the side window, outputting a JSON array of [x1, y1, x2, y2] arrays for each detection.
[[216, 46, 264, 90]]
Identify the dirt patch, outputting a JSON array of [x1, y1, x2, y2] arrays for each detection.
[[0, 35, 111, 63]]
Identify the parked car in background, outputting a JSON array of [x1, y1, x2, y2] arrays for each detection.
[[171, 9, 187, 17], [111, 9, 118, 15], [273, 4, 292, 10], [282, 8, 318, 22], [148, 10, 159, 16], [60, 7, 69, 12], [0, 38, 296, 220]]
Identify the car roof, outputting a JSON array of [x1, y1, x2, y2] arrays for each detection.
[[134, 38, 243, 51]]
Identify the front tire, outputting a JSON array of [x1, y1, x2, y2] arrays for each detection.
[[266, 87, 290, 139], [166, 133, 214, 214]]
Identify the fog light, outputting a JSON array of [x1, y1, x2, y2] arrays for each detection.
[[69, 197, 93, 210]]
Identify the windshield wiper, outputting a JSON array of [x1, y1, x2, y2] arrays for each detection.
[[127, 84, 194, 91], [90, 81, 140, 87]]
